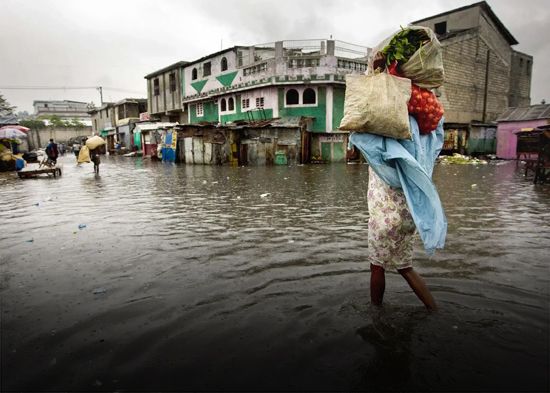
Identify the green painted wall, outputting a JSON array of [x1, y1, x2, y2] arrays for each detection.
[[467, 138, 496, 155], [219, 94, 274, 124], [190, 101, 218, 123], [277, 87, 327, 132], [332, 141, 345, 161], [191, 79, 208, 94], [332, 87, 345, 131], [216, 71, 238, 87]]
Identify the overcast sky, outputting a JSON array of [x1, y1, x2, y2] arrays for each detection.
[[1, 0, 548, 113]]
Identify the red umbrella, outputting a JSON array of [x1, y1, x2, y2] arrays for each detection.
[[0, 125, 30, 133]]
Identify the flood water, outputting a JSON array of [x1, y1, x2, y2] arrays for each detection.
[[1, 155, 549, 392]]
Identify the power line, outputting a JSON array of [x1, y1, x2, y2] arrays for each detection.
[[0, 86, 98, 90], [0, 85, 145, 94]]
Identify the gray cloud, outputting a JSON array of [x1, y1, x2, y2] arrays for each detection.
[[1, 0, 548, 112]]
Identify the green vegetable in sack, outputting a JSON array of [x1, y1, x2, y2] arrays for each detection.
[[380, 28, 430, 67]]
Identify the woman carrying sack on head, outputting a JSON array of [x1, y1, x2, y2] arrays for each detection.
[[85, 135, 105, 174], [341, 26, 447, 311]]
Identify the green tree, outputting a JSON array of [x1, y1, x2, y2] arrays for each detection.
[[20, 119, 47, 130], [69, 118, 85, 128], [40, 115, 65, 127], [0, 93, 16, 116]]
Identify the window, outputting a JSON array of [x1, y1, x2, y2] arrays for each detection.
[[169, 72, 176, 92], [106, 109, 109, 118], [196, 102, 204, 116], [519, 58, 523, 67], [527, 60, 531, 75], [220, 98, 227, 112], [203, 62, 211, 77], [192, 68, 198, 80], [255, 97, 264, 108], [228, 97, 234, 111], [434, 21, 447, 36], [242, 98, 250, 109], [221, 57, 228, 71], [153, 78, 160, 96], [303, 88, 316, 104], [118, 106, 124, 119], [237, 51, 243, 67], [286, 89, 299, 105]]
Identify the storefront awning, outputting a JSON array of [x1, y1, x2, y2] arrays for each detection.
[[100, 127, 116, 137]]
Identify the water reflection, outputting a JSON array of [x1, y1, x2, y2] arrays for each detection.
[[0, 156, 548, 391]]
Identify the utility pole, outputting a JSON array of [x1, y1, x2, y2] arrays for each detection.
[[97, 86, 103, 105]]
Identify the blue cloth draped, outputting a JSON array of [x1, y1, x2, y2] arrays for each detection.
[[349, 116, 447, 254]]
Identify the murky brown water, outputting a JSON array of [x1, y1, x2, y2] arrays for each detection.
[[1, 155, 549, 391]]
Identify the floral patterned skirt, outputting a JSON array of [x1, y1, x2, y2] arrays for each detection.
[[367, 167, 416, 270]]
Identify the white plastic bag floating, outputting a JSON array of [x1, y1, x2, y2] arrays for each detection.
[[339, 73, 412, 140]]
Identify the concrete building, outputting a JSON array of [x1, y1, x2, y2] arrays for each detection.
[[113, 98, 147, 150], [88, 103, 115, 135], [33, 100, 92, 126], [411, 1, 533, 155], [145, 61, 188, 124], [88, 99, 147, 152], [145, 39, 370, 162]]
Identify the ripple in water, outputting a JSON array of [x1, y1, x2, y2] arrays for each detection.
[[1, 156, 549, 391]]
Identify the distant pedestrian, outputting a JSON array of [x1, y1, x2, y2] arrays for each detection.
[[90, 149, 100, 174], [45, 138, 59, 164]]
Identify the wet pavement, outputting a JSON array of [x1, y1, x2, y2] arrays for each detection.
[[1, 155, 549, 391]]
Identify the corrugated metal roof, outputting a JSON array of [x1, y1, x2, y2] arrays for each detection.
[[497, 104, 550, 122]]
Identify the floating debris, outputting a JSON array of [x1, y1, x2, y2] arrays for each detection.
[[92, 288, 107, 295], [439, 154, 488, 165], [260, 193, 270, 198], [78, 224, 87, 230]]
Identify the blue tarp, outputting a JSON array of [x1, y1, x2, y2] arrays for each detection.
[[349, 116, 447, 254]]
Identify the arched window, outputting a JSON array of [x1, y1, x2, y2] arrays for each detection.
[[286, 89, 299, 105], [303, 88, 316, 104], [220, 98, 227, 112], [192, 68, 198, 80], [228, 97, 234, 111], [221, 57, 228, 72]]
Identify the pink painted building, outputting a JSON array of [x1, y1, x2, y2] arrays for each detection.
[[496, 104, 550, 159]]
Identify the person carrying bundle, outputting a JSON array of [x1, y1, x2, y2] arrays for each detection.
[[340, 26, 447, 311]]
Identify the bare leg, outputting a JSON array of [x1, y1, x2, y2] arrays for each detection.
[[398, 267, 437, 310], [370, 264, 386, 306]]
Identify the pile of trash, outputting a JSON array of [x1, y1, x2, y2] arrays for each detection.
[[438, 153, 488, 165]]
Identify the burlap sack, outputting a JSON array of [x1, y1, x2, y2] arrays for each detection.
[[369, 26, 445, 89], [86, 135, 106, 150], [78, 145, 91, 163], [339, 73, 412, 139]]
